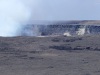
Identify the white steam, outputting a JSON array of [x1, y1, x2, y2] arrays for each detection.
[[63, 32, 71, 36], [76, 26, 86, 36], [0, 0, 33, 37]]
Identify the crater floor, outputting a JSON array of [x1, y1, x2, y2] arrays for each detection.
[[0, 35, 100, 75]]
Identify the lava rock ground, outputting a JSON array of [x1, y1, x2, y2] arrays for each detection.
[[0, 35, 100, 75]]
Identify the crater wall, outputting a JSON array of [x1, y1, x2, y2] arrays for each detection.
[[20, 23, 100, 36]]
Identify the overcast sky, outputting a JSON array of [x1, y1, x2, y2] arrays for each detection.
[[30, 0, 100, 21]]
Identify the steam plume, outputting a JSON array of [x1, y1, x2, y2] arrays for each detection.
[[76, 26, 86, 36], [0, 0, 32, 37]]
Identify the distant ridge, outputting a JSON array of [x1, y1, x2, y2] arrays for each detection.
[[54, 20, 100, 25], [31, 20, 100, 25]]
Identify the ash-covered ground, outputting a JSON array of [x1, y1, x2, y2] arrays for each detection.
[[0, 35, 100, 75]]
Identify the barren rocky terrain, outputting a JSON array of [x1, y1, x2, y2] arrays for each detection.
[[0, 35, 100, 75]]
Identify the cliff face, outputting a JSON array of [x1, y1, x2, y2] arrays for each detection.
[[20, 21, 100, 36], [20, 24, 100, 36]]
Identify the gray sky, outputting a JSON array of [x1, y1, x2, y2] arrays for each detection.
[[31, 0, 100, 21]]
